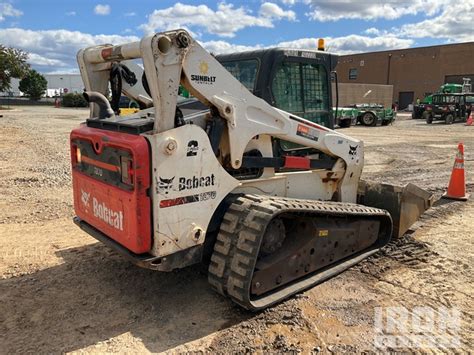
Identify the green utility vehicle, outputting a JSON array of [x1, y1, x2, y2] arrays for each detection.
[[423, 93, 474, 124], [333, 104, 395, 127], [413, 83, 464, 119]]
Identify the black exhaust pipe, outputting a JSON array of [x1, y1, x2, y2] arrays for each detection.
[[83, 91, 115, 119]]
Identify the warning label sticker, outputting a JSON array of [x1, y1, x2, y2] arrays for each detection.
[[296, 124, 319, 141]]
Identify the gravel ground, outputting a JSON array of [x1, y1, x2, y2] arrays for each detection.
[[0, 106, 472, 353]]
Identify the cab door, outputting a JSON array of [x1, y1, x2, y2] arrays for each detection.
[[269, 57, 332, 128], [268, 53, 333, 153]]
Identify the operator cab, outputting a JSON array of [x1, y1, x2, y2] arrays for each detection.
[[216, 48, 337, 130], [216, 48, 337, 158]]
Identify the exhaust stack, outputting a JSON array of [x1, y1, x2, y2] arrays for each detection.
[[83, 91, 115, 119]]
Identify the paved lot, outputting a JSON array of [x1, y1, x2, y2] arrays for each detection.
[[1, 107, 472, 353]]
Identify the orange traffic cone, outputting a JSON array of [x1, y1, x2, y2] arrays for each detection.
[[466, 112, 473, 126], [442, 143, 469, 200]]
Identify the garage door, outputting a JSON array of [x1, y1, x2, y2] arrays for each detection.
[[398, 91, 414, 110]]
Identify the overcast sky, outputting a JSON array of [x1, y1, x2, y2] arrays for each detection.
[[0, 0, 473, 73]]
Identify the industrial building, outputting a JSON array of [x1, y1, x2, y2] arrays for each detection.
[[336, 42, 474, 109], [2, 74, 84, 97]]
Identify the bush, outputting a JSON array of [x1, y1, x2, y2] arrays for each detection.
[[62, 93, 88, 107]]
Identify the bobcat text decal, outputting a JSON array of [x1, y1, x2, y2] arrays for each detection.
[[179, 174, 215, 191], [156, 174, 216, 194], [92, 197, 123, 231]]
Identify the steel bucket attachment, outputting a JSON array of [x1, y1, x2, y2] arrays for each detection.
[[357, 181, 434, 238]]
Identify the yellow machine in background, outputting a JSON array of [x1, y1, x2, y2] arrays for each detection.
[[119, 107, 139, 116]]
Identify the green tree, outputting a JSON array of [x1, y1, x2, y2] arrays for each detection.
[[0, 45, 30, 92], [19, 70, 48, 100]]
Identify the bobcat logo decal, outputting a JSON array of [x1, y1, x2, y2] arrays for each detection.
[[156, 176, 175, 194], [349, 145, 358, 160], [81, 189, 91, 207]]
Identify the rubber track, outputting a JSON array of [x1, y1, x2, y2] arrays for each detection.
[[208, 194, 392, 311]]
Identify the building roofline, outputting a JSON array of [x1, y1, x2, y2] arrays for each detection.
[[339, 41, 474, 57]]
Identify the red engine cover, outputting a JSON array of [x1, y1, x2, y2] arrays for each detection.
[[70, 125, 151, 254]]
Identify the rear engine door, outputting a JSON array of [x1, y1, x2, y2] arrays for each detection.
[[70, 126, 151, 254]]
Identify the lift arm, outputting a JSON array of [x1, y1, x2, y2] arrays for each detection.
[[77, 29, 363, 202]]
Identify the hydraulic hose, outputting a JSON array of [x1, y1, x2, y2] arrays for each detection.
[[83, 91, 115, 119]]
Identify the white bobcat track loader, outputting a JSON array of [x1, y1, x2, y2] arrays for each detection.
[[71, 29, 433, 310]]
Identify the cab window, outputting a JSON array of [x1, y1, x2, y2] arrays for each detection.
[[221, 59, 259, 92], [271, 60, 330, 127], [433, 95, 454, 104], [271, 61, 303, 112]]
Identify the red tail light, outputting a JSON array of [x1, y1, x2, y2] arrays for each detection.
[[120, 156, 134, 185], [72, 144, 82, 167]]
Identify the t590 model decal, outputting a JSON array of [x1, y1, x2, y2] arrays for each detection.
[[159, 191, 217, 208]]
